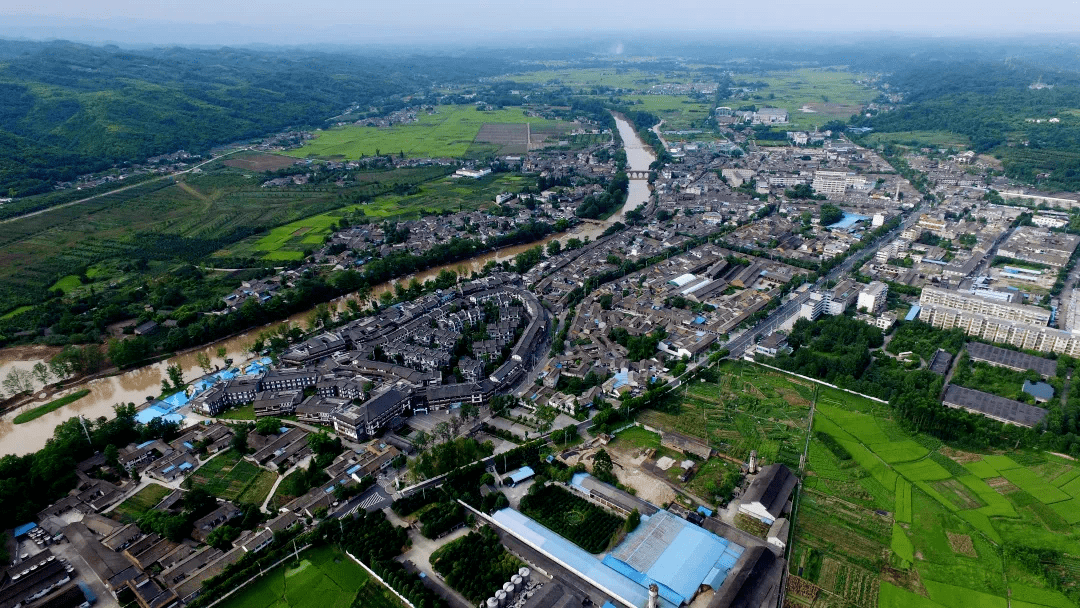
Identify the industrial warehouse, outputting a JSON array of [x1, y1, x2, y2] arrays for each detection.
[[472, 473, 790, 608]]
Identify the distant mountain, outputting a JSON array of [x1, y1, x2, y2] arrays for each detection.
[[0, 40, 512, 196]]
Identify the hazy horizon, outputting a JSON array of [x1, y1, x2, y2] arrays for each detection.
[[2, 0, 1080, 48]]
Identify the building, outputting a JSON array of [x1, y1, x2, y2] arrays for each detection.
[[1022, 380, 1055, 403], [755, 333, 788, 358], [738, 464, 797, 525], [800, 292, 824, 321], [823, 280, 860, 315], [486, 504, 784, 608], [333, 389, 411, 441], [568, 473, 658, 517], [920, 287, 1051, 326], [857, 281, 888, 315], [812, 171, 864, 196], [966, 342, 1057, 377], [942, 385, 1049, 428]]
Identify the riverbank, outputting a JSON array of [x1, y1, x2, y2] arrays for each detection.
[[0, 113, 653, 457]]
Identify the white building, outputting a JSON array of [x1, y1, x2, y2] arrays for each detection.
[[857, 281, 888, 315]]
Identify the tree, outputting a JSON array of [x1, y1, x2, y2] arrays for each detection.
[[166, 364, 184, 391], [3, 369, 34, 396], [593, 449, 615, 484], [231, 431, 249, 454], [216, 346, 227, 360], [413, 430, 430, 452], [546, 240, 562, 256], [460, 402, 479, 423], [195, 352, 212, 375], [48, 357, 71, 381], [104, 444, 119, 468], [625, 508, 641, 532], [449, 415, 463, 438], [433, 422, 452, 444], [255, 417, 283, 435], [31, 362, 51, 387], [819, 203, 844, 226]]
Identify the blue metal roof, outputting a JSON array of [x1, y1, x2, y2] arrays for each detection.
[[904, 305, 921, 321], [13, 522, 36, 537], [697, 506, 713, 517], [508, 466, 536, 484]]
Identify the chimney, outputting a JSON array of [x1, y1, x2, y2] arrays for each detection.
[[749, 450, 758, 474], [648, 584, 659, 608]]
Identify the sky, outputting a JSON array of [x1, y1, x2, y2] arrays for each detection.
[[1, 0, 1079, 46]]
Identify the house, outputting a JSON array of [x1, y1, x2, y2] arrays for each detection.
[[133, 321, 159, 336], [738, 464, 797, 525]]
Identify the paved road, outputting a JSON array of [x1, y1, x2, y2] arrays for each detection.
[[726, 211, 921, 359]]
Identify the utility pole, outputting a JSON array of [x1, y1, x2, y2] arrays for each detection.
[[78, 415, 92, 447]]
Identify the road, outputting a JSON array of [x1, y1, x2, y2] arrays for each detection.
[[0, 148, 248, 226], [725, 211, 921, 359]]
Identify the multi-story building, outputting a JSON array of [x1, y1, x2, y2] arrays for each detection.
[[920, 287, 1051, 326], [857, 281, 888, 315], [823, 280, 860, 315], [800, 292, 824, 321]]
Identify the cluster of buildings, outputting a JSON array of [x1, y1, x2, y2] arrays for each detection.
[[201, 275, 549, 440]]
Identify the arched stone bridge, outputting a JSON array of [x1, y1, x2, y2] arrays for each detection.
[[626, 170, 650, 180]]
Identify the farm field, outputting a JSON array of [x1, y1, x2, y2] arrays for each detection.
[[184, 449, 279, 504], [285, 105, 574, 160], [717, 68, 875, 130], [223, 152, 302, 172], [0, 164, 450, 314], [862, 130, 972, 149], [111, 483, 172, 523], [215, 545, 403, 608], [495, 66, 695, 90], [637, 360, 814, 469], [217, 172, 531, 260], [786, 371, 1080, 608], [619, 95, 716, 132]]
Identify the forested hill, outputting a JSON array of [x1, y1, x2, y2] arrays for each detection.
[[852, 59, 1080, 191], [0, 40, 512, 197]]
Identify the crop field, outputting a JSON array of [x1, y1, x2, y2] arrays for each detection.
[[216, 545, 402, 608], [218, 172, 530, 260], [794, 375, 1080, 608], [286, 105, 572, 159], [717, 68, 875, 130], [0, 165, 456, 313], [223, 152, 301, 172], [637, 361, 813, 469], [495, 66, 695, 89], [862, 131, 972, 149], [619, 95, 716, 132], [184, 449, 278, 504], [111, 483, 172, 523]]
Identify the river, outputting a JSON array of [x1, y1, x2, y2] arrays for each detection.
[[0, 114, 655, 457]]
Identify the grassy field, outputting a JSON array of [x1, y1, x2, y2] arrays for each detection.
[[637, 360, 814, 469], [495, 66, 693, 90], [619, 95, 716, 132], [216, 545, 403, 608], [13, 389, 90, 424], [0, 164, 457, 315], [184, 449, 278, 504], [216, 173, 530, 260], [286, 105, 572, 160], [784, 374, 1080, 608], [718, 68, 876, 131], [111, 483, 172, 523], [863, 130, 972, 149]]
